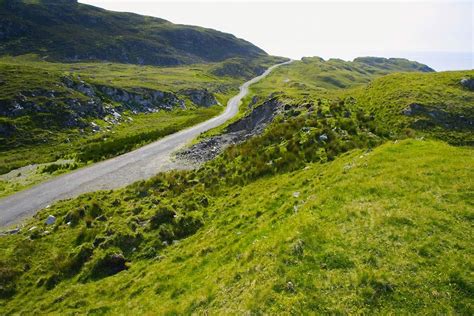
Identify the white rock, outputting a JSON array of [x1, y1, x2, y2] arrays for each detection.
[[293, 191, 300, 198], [45, 215, 56, 225], [29, 226, 37, 231]]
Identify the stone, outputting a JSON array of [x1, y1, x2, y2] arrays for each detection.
[[286, 281, 296, 292], [319, 134, 328, 142], [181, 89, 217, 107], [45, 215, 56, 225], [460, 78, 474, 91], [5, 228, 21, 235], [292, 191, 300, 198]]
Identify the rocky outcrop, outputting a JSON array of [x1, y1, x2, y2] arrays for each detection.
[[96, 85, 185, 111], [402, 103, 474, 130], [180, 89, 217, 107], [460, 78, 474, 91], [0, 74, 221, 141], [178, 98, 283, 163]]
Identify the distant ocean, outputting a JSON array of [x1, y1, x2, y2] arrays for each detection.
[[373, 51, 473, 72]]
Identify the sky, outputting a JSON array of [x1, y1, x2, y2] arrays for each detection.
[[79, 0, 473, 71]]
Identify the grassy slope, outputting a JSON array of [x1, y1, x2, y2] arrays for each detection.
[[1, 140, 472, 314], [0, 55, 283, 194], [0, 0, 266, 66], [0, 107, 220, 198], [1, 59, 472, 314], [341, 71, 474, 144], [199, 56, 435, 139], [247, 59, 473, 144], [0, 56, 235, 194]]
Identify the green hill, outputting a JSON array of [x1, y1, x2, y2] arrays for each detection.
[[0, 0, 267, 66], [254, 56, 433, 92], [1, 139, 472, 314], [0, 60, 472, 313]]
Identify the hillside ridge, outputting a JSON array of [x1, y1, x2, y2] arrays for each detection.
[[0, 0, 267, 65]]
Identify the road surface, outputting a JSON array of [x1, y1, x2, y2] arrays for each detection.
[[0, 61, 291, 227]]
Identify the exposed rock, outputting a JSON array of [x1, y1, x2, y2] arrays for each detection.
[[460, 78, 474, 91], [90, 122, 100, 132], [180, 89, 217, 107], [402, 103, 474, 130], [96, 85, 185, 111], [319, 134, 328, 142], [0, 227, 21, 236], [0, 121, 16, 137], [45, 215, 56, 225], [178, 98, 283, 163]]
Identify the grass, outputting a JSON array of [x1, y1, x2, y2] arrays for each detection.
[[0, 54, 246, 177], [197, 56, 436, 140], [1, 0, 266, 66], [0, 55, 284, 174], [340, 70, 474, 144], [0, 106, 221, 197], [1, 139, 472, 314], [0, 56, 472, 313]]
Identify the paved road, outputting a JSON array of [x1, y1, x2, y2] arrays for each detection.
[[0, 61, 291, 227]]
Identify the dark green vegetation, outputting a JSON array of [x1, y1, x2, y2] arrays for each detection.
[[1, 57, 472, 313], [0, 0, 266, 66]]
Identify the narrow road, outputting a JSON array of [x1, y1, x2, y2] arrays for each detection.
[[0, 61, 290, 227]]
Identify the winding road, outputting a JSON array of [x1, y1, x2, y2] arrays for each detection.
[[0, 61, 291, 227]]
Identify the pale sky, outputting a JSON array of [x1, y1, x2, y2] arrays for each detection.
[[79, 0, 473, 70]]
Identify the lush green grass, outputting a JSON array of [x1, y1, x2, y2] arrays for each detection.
[[1, 140, 472, 314], [0, 56, 472, 313], [340, 70, 474, 144], [243, 59, 473, 145]]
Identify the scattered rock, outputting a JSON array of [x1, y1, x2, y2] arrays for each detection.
[[292, 191, 300, 198], [45, 215, 56, 225], [286, 281, 296, 292], [319, 134, 328, 142], [460, 78, 474, 91], [2, 228, 21, 235], [90, 122, 100, 132]]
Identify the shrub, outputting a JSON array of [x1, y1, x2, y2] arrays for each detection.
[[82, 249, 128, 280], [0, 261, 21, 298], [149, 205, 176, 229]]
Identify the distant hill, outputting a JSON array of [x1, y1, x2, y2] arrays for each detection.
[[292, 56, 435, 89], [0, 0, 267, 66]]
